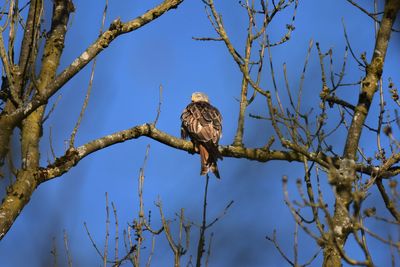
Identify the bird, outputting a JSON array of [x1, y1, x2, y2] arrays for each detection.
[[181, 92, 223, 178]]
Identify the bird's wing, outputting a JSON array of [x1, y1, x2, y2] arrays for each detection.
[[181, 102, 222, 144]]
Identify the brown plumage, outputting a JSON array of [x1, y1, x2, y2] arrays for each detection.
[[181, 92, 222, 178]]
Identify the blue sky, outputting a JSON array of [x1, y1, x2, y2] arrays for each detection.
[[0, 0, 399, 266]]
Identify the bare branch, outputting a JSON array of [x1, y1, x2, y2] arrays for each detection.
[[344, 0, 400, 159], [63, 229, 73, 267], [1, 0, 185, 134], [266, 230, 295, 266], [112, 202, 119, 263], [104, 192, 110, 266], [376, 179, 400, 222], [70, 0, 108, 147], [84, 222, 104, 259]]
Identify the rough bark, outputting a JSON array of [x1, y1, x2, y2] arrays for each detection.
[[0, 0, 72, 240], [323, 1, 400, 266], [6, 0, 185, 126], [0, 0, 43, 167], [0, 0, 185, 241], [0, 0, 185, 167]]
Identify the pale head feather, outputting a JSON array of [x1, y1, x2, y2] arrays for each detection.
[[191, 92, 209, 103]]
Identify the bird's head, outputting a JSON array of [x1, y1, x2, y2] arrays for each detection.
[[191, 92, 209, 103]]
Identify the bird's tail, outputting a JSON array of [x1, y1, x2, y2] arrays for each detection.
[[210, 161, 220, 179], [199, 143, 221, 179]]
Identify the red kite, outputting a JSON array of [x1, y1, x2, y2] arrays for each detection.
[[181, 92, 222, 178]]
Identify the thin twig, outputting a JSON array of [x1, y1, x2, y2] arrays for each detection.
[[205, 233, 213, 267], [69, 0, 108, 147], [196, 174, 210, 267], [192, 36, 223, 41], [104, 192, 110, 266], [145, 235, 156, 267], [342, 18, 365, 67], [42, 94, 62, 123], [112, 202, 119, 263], [266, 230, 294, 266], [154, 85, 163, 126], [376, 179, 400, 222], [63, 230, 73, 267], [206, 200, 234, 229], [84, 222, 104, 259], [51, 236, 58, 267]]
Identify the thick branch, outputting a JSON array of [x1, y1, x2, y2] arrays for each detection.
[[0, 116, 13, 167], [0, 0, 45, 166], [324, 1, 400, 266], [0, 170, 39, 240], [17, 0, 43, 95], [322, 95, 355, 110], [0, 0, 184, 167], [32, 124, 397, 182], [20, 0, 72, 170], [7, 0, 184, 126], [35, 124, 307, 182], [343, 0, 400, 159], [0, 0, 185, 242], [0, 0, 74, 240], [0, 120, 398, 240]]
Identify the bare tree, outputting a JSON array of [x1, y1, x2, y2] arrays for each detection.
[[0, 0, 399, 266], [0, 0, 184, 239]]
